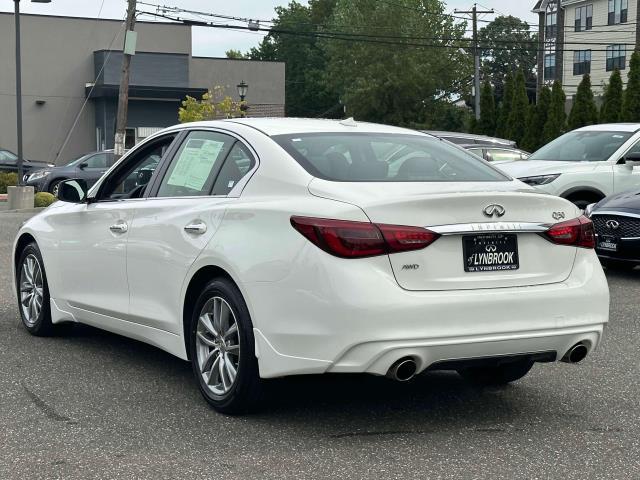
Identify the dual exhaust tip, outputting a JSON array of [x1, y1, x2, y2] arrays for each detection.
[[561, 342, 589, 364]]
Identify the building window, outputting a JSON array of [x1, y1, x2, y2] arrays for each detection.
[[575, 5, 593, 31], [545, 53, 556, 79], [606, 45, 626, 71], [545, 11, 557, 38], [573, 50, 592, 75], [608, 0, 628, 25]]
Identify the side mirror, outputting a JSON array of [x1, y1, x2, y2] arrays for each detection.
[[57, 179, 88, 203], [78, 162, 88, 170]]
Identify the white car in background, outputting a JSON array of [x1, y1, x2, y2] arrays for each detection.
[[13, 118, 609, 414], [499, 124, 640, 209]]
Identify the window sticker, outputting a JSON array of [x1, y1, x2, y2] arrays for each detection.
[[167, 138, 224, 191]]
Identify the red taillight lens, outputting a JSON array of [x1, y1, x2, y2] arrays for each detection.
[[290, 216, 439, 258], [543, 215, 595, 249]]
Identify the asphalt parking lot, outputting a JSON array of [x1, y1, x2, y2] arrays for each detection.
[[1, 210, 638, 479]]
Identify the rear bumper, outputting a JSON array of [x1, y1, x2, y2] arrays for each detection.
[[248, 247, 609, 378]]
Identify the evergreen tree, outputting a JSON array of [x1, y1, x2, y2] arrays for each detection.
[[600, 69, 623, 123], [568, 74, 598, 130], [623, 50, 640, 122], [521, 103, 537, 152], [477, 81, 496, 136], [507, 69, 529, 145], [523, 86, 552, 151], [495, 72, 514, 138], [543, 80, 566, 143]]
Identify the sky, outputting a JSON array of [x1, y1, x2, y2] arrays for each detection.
[[4, 1, 538, 57]]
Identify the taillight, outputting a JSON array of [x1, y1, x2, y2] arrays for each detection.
[[543, 215, 595, 249], [290, 216, 439, 258]]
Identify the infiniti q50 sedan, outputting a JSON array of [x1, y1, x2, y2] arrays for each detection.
[[13, 118, 609, 414]]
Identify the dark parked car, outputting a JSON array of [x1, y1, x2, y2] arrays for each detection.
[[423, 131, 516, 147], [463, 145, 530, 163], [0, 148, 53, 174], [587, 192, 640, 270], [25, 150, 116, 196]]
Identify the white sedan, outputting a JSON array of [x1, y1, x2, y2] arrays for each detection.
[[13, 119, 609, 414], [500, 123, 640, 208]]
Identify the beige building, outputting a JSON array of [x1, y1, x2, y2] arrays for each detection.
[[534, 0, 638, 96], [0, 13, 285, 165]]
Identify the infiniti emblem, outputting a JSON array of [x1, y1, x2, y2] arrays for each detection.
[[606, 219, 620, 230], [483, 204, 506, 218], [485, 244, 497, 252]]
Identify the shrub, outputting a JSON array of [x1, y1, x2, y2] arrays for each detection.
[[0, 172, 18, 194], [34, 192, 56, 208]]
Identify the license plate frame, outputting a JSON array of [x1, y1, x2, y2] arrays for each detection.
[[597, 235, 619, 252], [463, 233, 519, 273]]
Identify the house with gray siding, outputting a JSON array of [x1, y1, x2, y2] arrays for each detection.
[[534, 0, 638, 97], [0, 13, 285, 165]]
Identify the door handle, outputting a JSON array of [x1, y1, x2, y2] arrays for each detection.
[[109, 222, 128, 234], [184, 221, 207, 235]]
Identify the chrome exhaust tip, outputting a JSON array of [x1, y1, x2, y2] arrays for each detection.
[[561, 343, 588, 364], [386, 358, 418, 382]]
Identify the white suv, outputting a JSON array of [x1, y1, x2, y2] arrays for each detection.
[[499, 124, 640, 208]]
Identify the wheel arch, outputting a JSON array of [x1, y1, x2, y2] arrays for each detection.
[[14, 232, 37, 271], [182, 264, 242, 360], [560, 186, 606, 202]]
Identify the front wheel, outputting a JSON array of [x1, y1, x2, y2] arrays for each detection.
[[49, 179, 64, 197], [457, 359, 534, 386], [189, 278, 263, 414], [16, 242, 54, 336]]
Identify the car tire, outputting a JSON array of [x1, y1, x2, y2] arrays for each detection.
[[16, 242, 54, 336], [189, 278, 263, 414], [457, 359, 534, 386], [49, 179, 64, 197]]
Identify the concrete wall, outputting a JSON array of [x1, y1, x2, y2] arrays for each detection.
[[562, 0, 637, 96], [0, 13, 191, 164]]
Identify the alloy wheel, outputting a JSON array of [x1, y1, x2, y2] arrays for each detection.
[[19, 254, 44, 326], [196, 296, 241, 396]]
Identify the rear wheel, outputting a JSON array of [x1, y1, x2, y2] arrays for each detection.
[[16, 242, 54, 336], [457, 359, 534, 386], [189, 278, 262, 414]]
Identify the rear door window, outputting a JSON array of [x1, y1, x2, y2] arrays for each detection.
[[156, 131, 234, 198], [212, 142, 256, 195]]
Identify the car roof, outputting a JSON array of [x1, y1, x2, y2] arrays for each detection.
[[423, 130, 514, 145], [576, 123, 640, 133], [180, 118, 432, 137]]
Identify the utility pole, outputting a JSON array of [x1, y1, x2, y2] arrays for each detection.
[[454, 4, 494, 120], [114, 0, 137, 160]]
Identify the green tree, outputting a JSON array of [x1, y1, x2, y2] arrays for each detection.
[[521, 85, 551, 152], [543, 80, 566, 143], [508, 69, 529, 145], [178, 87, 241, 123], [568, 74, 598, 129], [478, 16, 538, 105], [249, 0, 340, 117], [225, 49, 247, 59], [623, 50, 640, 121], [477, 81, 496, 135], [322, 0, 471, 125], [495, 72, 514, 138], [600, 69, 623, 123]]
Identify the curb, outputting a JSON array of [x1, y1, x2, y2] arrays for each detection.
[[0, 194, 7, 202], [0, 207, 46, 214]]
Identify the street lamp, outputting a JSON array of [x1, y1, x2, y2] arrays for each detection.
[[237, 80, 248, 118], [13, 0, 51, 188]]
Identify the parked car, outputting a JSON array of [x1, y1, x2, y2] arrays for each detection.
[[13, 118, 608, 414], [586, 191, 640, 270], [464, 145, 530, 163], [0, 148, 53, 174], [25, 150, 116, 196], [424, 131, 516, 147], [499, 124, 640, 209]]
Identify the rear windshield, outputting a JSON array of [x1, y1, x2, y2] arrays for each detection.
[[273, 133, 509, 182], [529, 131, 633, 162]]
